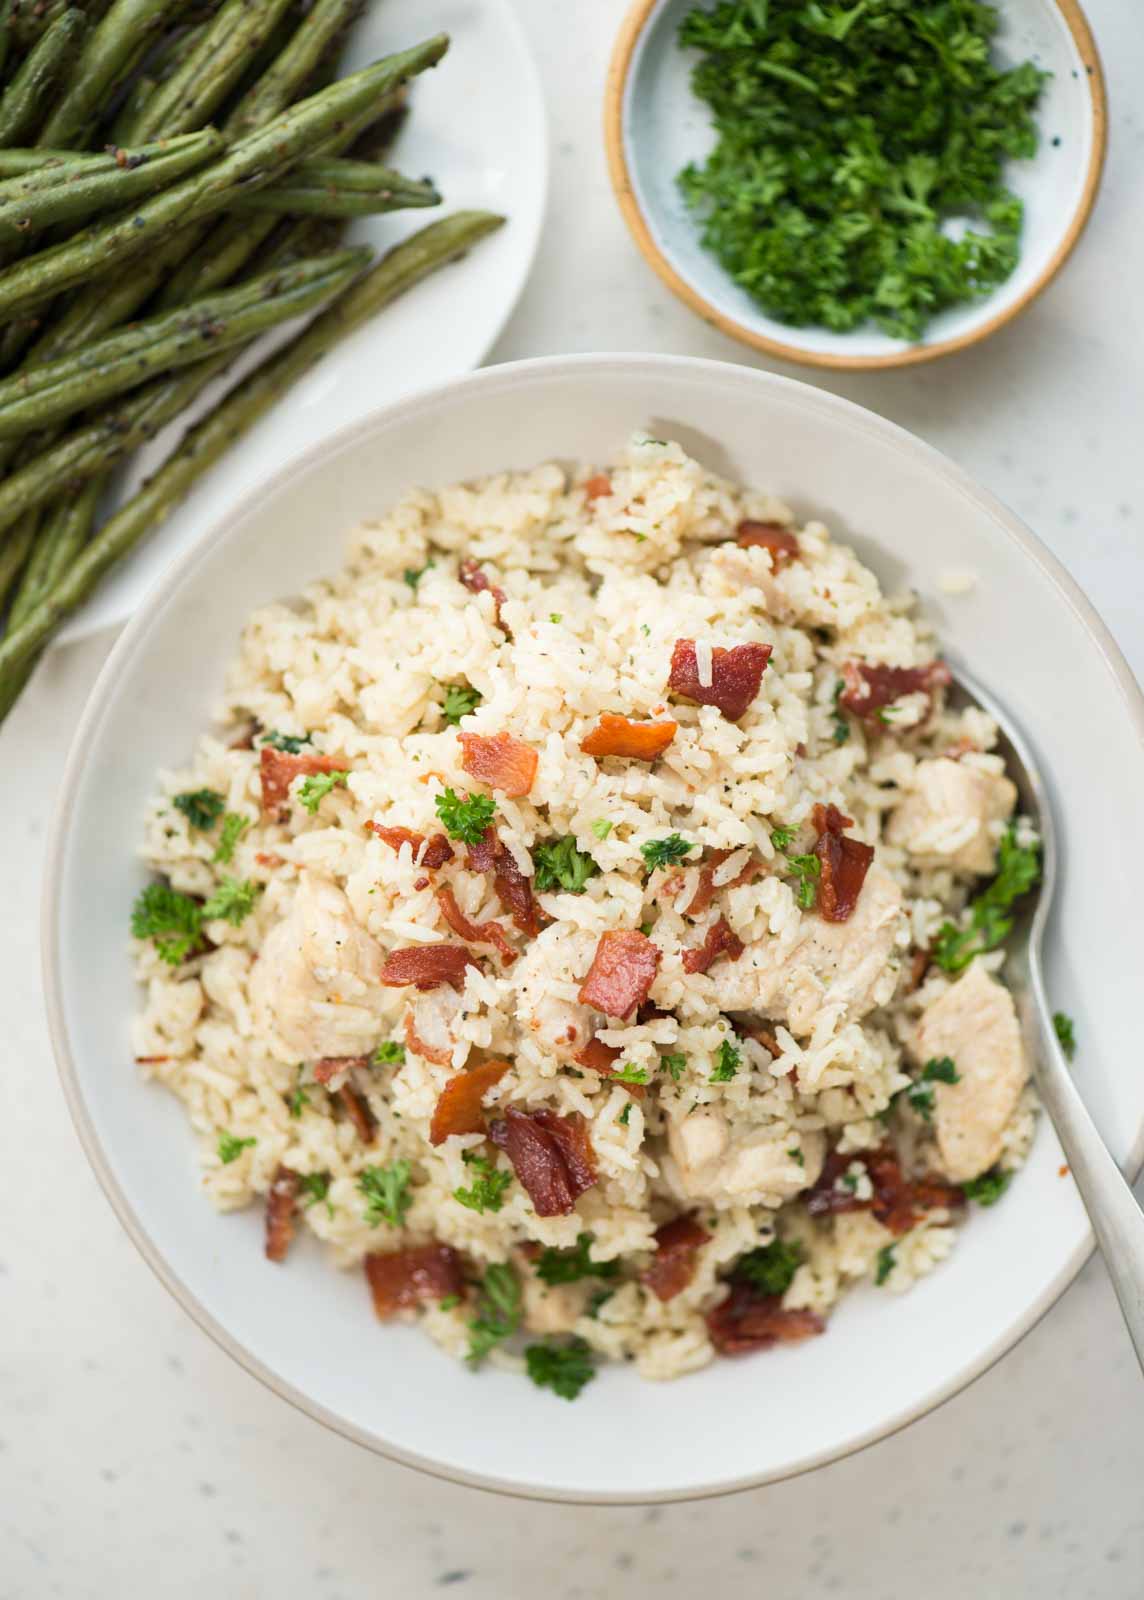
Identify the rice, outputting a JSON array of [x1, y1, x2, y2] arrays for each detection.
[[132, 434, 1036, 1387]]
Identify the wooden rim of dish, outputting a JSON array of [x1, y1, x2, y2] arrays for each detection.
[[604, 0, 1109, 371]]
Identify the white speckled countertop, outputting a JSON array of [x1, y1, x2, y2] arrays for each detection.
[[3, 1, 1142, 1593]]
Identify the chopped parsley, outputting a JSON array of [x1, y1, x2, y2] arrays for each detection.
[[438, 1293, 461, 1312], [591, 819, 613, 840], [524, 1337, 596, 1401], [659, 1052, 687, 1082], [441, 683, 483, 725], [905, 1055, 961, 1122], [434, 787, 497, 845], [618, 1102, 632, 1127], [535, 1232, 619, 1288], [131, 881, 204, 965], [217, 1131, 255, 1165], [962, 1167, 1013, 1207], [260, 730, 311, 754], [173, 788, 225, 831], [770, 825, 797, 852], [839, 1169, 860, 1195], [710, 1037, 741, 1083], [1053, 1011, 1077, 1062], [372, 1040, 406, 1066], [549, 612, 562, 624], [454, 1152, 513, 1214], [403, 561, 434, 589], [358, 1160, 412, 1228], [296, 769, 349, 815], [212, 812, 250, 865], [640, 833, 694, 872], [611, 1062, 648, 1086], [287, 1069, 310, 1119], [733, 1237, 802, 1297], [533, 836, 600, 894], [787, 1146, 805, 1167], [875, 1245, 897, 1287], [201, 876, 261, 926], [466, 1262, 522, 1365], [785, 852, 821, 910], [931, 825, 1040, 972], [831, 680, 850, 744], [299, 1171, 333, 1215], [676, 0, 1046, 341]]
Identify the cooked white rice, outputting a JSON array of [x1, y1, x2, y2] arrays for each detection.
[[132, 435, 1036, 1386]]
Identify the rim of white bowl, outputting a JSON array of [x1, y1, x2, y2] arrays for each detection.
[[43, 353, 1144, 1504]]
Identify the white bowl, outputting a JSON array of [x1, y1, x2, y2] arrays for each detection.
[[605, 0, 1107, 369], [44, 354, 1144, 1502]]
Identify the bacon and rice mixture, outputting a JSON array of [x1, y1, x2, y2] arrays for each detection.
[[131, 436, 1038, 1395]]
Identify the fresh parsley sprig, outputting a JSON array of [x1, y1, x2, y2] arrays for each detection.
[[640, 834, 694, 873], [733, 1238, 802, 1297], [931, 826, 1040, 972], [454, 1152, 513, 1214], [174, 789, 225, 830], [297, 770, 349, 816], [434, 788, 497, 845], [358, 1160, 412, 1228], [533, 836, 600, 894], [466, 1262, 522, 1365], [524, 1337, 596, 1400]]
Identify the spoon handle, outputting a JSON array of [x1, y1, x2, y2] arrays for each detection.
[[1028, 970, 1144, 1373]]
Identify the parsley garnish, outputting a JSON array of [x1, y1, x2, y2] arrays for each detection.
[[875, 1245, 896, 1287], [260, 730, 311, 754], [640, 834, 694, 872], [454, 1152, 513, 1214], [931, 826, 1041, 972], [212, 812, 250, 865], [535, 1232, 619, 1287], [434, 787, 497, 845], [710, 1037, 741, 1082], [287, 1069, 310, 1119], [659, 1052, 687, 1082], [618, 1102, 632, 1127], [218, 1131, 255, 1164], [591, 819, 613, 840], [771, 827, 820, 908], [372, 1040, 406, 1066], [524, 1337, 596, 1401], [299, 1171, 333, 1215], [174, 789, 225, 831], [586, 1287, 614, 1319], [358, 1160, 412, 1228], [962, 1167, 1012, 1207], [201, 876, 261, 926], [734, 1238, 802, 1297], [441, 683, 482, 725], [1053, 1012, 1077, 1062], [549, 612, 562, 624], [466, 1262, 522, 1365], [676, 2, 1046, 340], [533, 836, 600, 894], [297, 769, 349, 815], [770, 825, 797, 852], [438, 1293, 461, 1312], [831, 680, 850, 744], [787, 1146, 805, 1167], [403, 561, 434, 590], [611, 1062, 648, 1085], [131, 881, 204, 965], [905, 1055, 961, 1121]]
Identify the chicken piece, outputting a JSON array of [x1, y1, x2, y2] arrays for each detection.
[[887, 758, 1017, 875], [666, 1108, 825, 1206], [911, 963, 1028, 1182], [250, 872, 390, 1061], [711, 863, 904, 1036], [521, 1272, 588, 1335], [510, 926, 595, 1059]]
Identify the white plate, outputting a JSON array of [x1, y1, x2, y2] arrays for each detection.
[[56, 0, 547, 644], [44, 355, 1144, 1503]]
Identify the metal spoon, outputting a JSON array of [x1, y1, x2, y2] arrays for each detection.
[[950, 661, 1144, 1372]]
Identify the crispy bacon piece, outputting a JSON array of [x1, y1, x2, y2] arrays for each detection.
[[259, 746, 345, 811], [466, 827, 498, 873], [838, 660, 952, 726], [463, 828, 542, 938], [254, 851, 285, 869], [906, 948, 931, 993], [264, 1165, 300, 1263], [134, 1054, 170, 1064], [580, 713, 677, 760], [379, 944, 478, 991], [706, 1284, 825, 1355], [811, 802, 874, 923], [682, 847, 763, 916], [458, 558, 507, 631], [458, 731, 538, 798], [365, 822, 454, 869], [744, 1023, 780, 1057], [735, 519, 800, 567], [584, 473, 612, 500], [429, 1059, 511, 1145], [681, 916, 744, 975], [578, 930, 660, 1018], [436, 886, 517, 965], [365, 1243, 465, 1318], [573, 1036, 645, 1097], [313, 1054, 370, 1086], [337, 1082, 376, 1143], [642, 1215, 711, 1302], [669, 639, 772, 722], [229, 721, 258, 751], [488, 1106, 596, 1217], [805, 1147, 964, 1236]]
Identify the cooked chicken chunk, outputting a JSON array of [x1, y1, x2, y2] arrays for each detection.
[[887, 757, 1017, 875], [250, 872, 390, 1061], [911, 963, 1028, 1182], [510, 925, 595, 1059], [521, 1272, 588, 1335], [667, 1107, 825, 1206]]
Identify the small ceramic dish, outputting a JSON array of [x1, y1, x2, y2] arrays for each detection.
[[605, 0, 1107, 370]]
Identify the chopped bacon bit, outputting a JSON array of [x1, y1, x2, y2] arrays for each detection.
[[669, 639, 772, 722], [134, 1054, 170, 1064], [365, 1243, 465, 1318], [744, 1024, 780, 1057], [838, 660, 952, 725], [584, 473, 612, 500], [458, 731, 538, 798], [578, 930, 660, 1018], [681, 916, 744, 975], [429, 1059, 511, 1145], [458, 559, 508, 632], [466, 827, 499, 874], [264, 1165, 300, 1262], [682, 847, 762, 916], [812, 801, 874, 923], [943, 736, 979, 760], [313, 1054, 370, 1086], [414, 876, 430, 891], [493, 844, 540, 938], [436, 887, 517, 965], [488, 1106, 596, 1217], [365, 822, 454, 869], [706, 1283, 825, 1355], [1059, 1164, 1070, 1178], [379, 944, 478, 992], [259, 746, 346, 811], [580, 713, 677, 760], [642, 1215, 711, 1302], [228, 721, 258, 751], [906, 949, 930, 993], [404, 1001, 454, 1066], [337, 1082, 376, 1143], [254, 851, 285, 868], [805, 1146, 964, 1236], [573, 1036, 645, 1097], [735, 519, 800, 567]]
